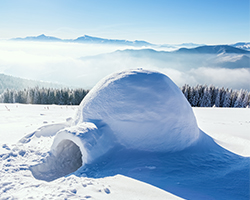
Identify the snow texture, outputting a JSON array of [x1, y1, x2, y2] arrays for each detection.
[[73, 69, 200, 152], [0, 69, 249, 200], [32, 69, 201, 182]]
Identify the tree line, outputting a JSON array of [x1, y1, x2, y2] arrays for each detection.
[[181, 84, 250, 108], [0, 87, 89, 105], [0, 85, 249, 107]]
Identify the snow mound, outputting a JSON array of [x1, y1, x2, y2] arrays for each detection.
[[33, 69, 200, 181], [73, 69, 200, 152]]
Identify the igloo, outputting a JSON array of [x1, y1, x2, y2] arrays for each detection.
[[52, 69, 200, 163], [31, 69, 200, 181]]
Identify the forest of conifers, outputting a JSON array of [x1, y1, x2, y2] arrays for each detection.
[[181, 84, 249, 108], [0, 85, 249, 108], [0, 87, 88, 105]]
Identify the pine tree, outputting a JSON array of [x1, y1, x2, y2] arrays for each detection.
[[200, 86, 212, 107], [62, 89, 70, 105], [74, 89, 83, 105], [67, 89, 74, 105], [220, 87, 226, 107], [48, 89, 56, 104], [222, 89, 232, 107], [234, 89, 244, 108], [34, 88, 41, 104], [242, 91, 249, 108], [182, 84, 191, 101], [247, 92, 250, 107], [210, 86, 216, 106], [26, 89, 33, 104], [231, 91, 238, 107], [15, 90, 26, 103], [215, 88, 221, 107], [197, 85, 204, 107], [3, 89, 10, 103], [189, 87, 199, 107]]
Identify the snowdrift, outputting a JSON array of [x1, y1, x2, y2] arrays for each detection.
[[29, 69, 249, 200]]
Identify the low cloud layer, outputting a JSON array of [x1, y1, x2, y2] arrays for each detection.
[[0, 41, 249, 90]]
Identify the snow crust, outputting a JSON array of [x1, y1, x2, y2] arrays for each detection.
[[73, 69, 200, 152]]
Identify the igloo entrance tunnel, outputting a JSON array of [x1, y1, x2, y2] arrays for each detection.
[[31, 139, 82, 181], [31, 69, 200, 181]]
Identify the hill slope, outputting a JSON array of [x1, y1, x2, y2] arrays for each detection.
[[0, 74, 65, 93]]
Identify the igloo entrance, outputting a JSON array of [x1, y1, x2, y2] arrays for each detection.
[[30, 139, 82, 182]]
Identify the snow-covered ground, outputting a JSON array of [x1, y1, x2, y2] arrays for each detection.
[[0, 104, 249, 199], [0, 70, 249, 199], [0, 103, 182, 199], [193, 108, 250, 157]]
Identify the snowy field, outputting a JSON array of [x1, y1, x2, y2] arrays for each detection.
[[193, 108, 250, 157], [0, 70, 249, 200], [0, 103, 249, 199], [0, 103, 182, 199]]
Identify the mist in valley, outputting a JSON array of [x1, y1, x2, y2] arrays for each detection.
[[0, 40, 249, 90]]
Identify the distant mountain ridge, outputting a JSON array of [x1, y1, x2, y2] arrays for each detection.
[[12, 34, 153, 47], [12, 34, 62, 42], [74, 35, 152, 46], [11, 34, 249, 51], [13, 34, 62, 42], [231, 42, 250, 51], [85, 44, 250, 72], [114, 45, 250, 55], [0, 74, 66, 94], [175, 45, 250, 54], [10, 34, 204, 48]]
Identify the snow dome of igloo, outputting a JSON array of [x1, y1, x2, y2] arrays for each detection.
[[70, 69, 200, 152], [33, 69, 201, 181]]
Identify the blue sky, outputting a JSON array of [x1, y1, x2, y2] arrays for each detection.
[[0, 0, 249, 44]]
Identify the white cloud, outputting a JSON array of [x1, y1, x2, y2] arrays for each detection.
[[188, 67, 250, 90], [0, 41, 249, 90]]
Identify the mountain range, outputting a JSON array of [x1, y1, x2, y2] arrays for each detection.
[[83, 44, 250, 72], [11, 34, 250, 51], [3, 35, 250, 90], [175, 45, 250, 54], [12, 34, 153, 47]]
